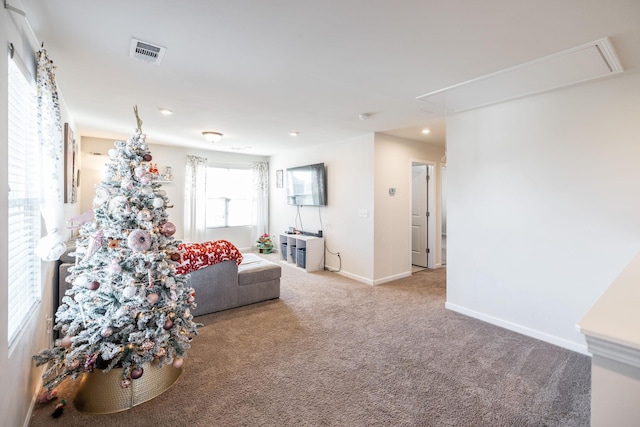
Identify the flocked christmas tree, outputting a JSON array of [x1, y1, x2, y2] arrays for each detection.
[[34, 107, 199, 391]]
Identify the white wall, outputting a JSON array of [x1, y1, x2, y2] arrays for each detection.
[[0, 5, 81, 425], [270, 133, 445, 284], [446, 71, 640, 353], [80, 137, 268, 250], [373, 134, 446, 283], [270, 134, 376, 281]]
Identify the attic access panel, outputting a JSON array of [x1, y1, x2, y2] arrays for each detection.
[[417, 37, 623, 114]]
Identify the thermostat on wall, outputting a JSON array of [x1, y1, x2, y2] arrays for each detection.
[[389, 188, 396, 196]]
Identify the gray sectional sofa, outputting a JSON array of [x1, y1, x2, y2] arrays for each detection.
[[56, 248, 281, 318], [187, 253, 281, 316]]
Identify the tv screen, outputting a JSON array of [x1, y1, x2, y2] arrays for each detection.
[[286, 163, 327, 206]]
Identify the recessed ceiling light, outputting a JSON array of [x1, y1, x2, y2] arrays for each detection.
[[421, 129, 431, 134], [289, 131, 299, 136], [159, 108, 173, 115]]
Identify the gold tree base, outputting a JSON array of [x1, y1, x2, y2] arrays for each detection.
[[74, 361, 183, 414]]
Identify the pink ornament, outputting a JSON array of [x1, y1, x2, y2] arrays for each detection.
[[121, 178, 134, 190], [88, 281, 100, 290], [127, 229, 152, 252], [130, 367, 144, 379], [163, 319, 173, 330], [160, 222, 176, 236], [137, 209, 153, 221], [143, 154, 152, 162], [101, 327, 113, 337], [140, 173, 152, 185], [120, 379, 131, 389], [109, 260, 122, 274], [172, 357, 184, 368], [61, 335, 72, 348], [146, 293, 159, 305]]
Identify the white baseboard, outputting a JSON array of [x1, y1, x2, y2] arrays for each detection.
[[334, 269, 374, 285], [445, 302, 590, 355], [24, 376, 44, 427], [372, 271, 411, 286]]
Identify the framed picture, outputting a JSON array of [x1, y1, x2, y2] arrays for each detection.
[[276, 169, 283, 188], [64, 123, 77, 203]]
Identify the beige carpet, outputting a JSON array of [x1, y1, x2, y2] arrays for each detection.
[[29, 254, 590, 426]]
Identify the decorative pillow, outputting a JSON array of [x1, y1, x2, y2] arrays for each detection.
[[176, 240, 243, 275]]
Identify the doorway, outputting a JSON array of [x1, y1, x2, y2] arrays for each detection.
[[411, 161, 436, 270]]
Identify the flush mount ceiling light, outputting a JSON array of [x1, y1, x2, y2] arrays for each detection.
[[159, 108, 173, 115], [202, 131, 223, 143], [421, 129, 431, 135], [289, 131, 299, 136]]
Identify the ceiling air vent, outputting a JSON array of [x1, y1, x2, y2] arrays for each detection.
[[129, 38, 166, 65]]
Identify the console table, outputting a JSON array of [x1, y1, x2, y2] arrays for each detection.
[[279, 234, 324, 272]]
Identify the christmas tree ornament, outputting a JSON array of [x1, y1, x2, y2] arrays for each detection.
[[170, 252, 181, 261], [60, 335, 72, 348], [172, 357, 184, 368], [163, 319, 173, 330], [142, 186, 154, 195], [146, 293, 159, 305], [108, 239, 120, 249], [122, 286, 137, 299], [82, 229, 104, 262], [36, 389, 58, 404], [137, 209, 153, 221], [152, 197, 164, 208], [143, 154, 152, 162], [51, 399, 67, 418], [160, 222, 176, 237], [140, 173, 152, 185], [88, 281, 100, 291], [135, 166, 146, 178], [130, 367, 144, 379], [127, 229, 152, 252], [121, 178, 133, 190]]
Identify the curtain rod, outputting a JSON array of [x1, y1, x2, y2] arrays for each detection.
[[4, 0, 25, 16], [5, 0, 40, 48]]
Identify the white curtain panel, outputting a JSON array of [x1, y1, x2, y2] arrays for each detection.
[[184, 155, 208, 242], [253, 161, 269, 237], [35, 46, 66, 261]]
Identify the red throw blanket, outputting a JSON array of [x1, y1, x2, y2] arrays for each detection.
[[176, 240, 243, 275]]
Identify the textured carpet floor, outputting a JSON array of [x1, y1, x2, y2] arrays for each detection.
[[29, 255, 590, 426]]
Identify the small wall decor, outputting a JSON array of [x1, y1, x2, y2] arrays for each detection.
[[64, 123, 77, 203], [276, 169, 283, 188]]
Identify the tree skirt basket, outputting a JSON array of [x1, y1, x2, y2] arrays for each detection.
[[74, 360, 183, 414]]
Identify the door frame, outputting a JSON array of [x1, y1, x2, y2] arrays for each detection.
[[409, 158, 437, 269]]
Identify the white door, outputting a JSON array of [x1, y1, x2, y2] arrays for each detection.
[[411, 164, 428, 267]]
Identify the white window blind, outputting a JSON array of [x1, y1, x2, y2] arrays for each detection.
[[7, 54, 41, 346]]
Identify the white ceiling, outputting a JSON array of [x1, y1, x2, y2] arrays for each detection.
[[17, 0, 640, 156]]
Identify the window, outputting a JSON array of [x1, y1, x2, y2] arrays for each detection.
[[205, 167, 253, 228], [7, 54, 41, 346]]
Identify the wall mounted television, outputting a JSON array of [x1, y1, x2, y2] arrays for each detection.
[[286, 162, 327, 206]]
